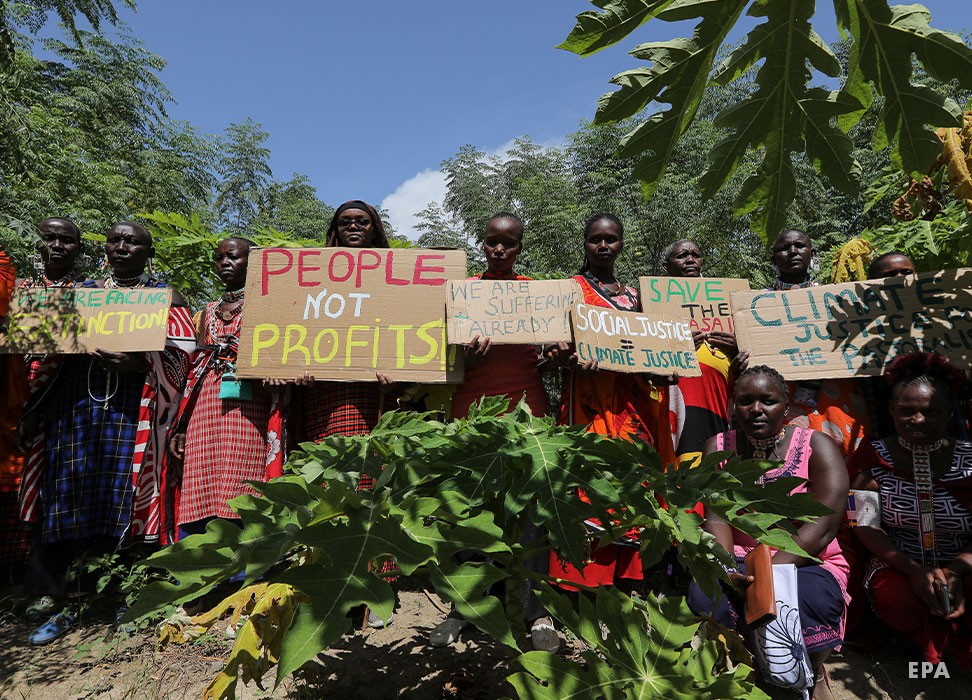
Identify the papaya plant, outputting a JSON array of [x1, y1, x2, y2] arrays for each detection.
[[561, 0, 972, 241], [127, 397, 829, 699]]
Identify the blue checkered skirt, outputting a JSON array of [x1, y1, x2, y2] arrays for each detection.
[[41, 357, 144, 543]]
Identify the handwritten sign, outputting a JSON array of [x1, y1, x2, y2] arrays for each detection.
[[731, 268, 972, 380], [0, 286, 172, 354], [446, 279, 580, 344], [237, 247, 467, 382], [570, 302, 701, 376], [640, 276, 751, 333]]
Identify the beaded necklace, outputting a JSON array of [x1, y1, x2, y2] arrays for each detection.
[[105, 272, 147, 288], [747, 427, 787, 461], [898, 435, 948, 565]]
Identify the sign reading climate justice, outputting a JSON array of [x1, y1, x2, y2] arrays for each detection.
[[0, 286, 172, 354], [570, 302, 701, 376], [639, 276, 751, 334], [237, 247, 467, 382], [446, 279, 581, 344], [731, 268, 972, 380]]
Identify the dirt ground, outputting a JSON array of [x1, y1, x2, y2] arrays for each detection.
[[0, 586, 970, 700]]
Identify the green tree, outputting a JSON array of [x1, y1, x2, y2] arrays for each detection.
[[0, 0, 135, 66], [214, 118, 273, 235], [561, 0, 972, 240], [251, 173, 334, 240]]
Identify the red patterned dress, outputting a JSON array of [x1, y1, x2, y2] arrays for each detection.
[[170, 298, 283, 532], [550, 273, 675, 587]]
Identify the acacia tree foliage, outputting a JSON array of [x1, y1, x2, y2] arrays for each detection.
[[561, 0, 972, 241], [0, 0, 134, 65], [129, 397, 828, 699]]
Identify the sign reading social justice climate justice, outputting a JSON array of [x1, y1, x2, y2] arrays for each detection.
[[640, 276, 751, 334], [570, 301, 701, 376], [731, 268, 972, 380], [446, 279, 581, 344], [0, 286, 172, 354], [237, 247, 467, 382]]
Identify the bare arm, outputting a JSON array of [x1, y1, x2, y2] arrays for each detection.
[[773, 431, 848, 567]]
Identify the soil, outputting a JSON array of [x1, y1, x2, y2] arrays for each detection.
[[1, 586, 970, 700]]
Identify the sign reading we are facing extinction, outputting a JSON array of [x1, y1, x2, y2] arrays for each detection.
[[732, 268, 972, 380], [0, 286, 172, 354], [237, 247, 467, 382]]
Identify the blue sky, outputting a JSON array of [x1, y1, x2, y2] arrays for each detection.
[[51, 1, 971, 238]]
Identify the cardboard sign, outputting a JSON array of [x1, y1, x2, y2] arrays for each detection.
[[237, 247, 467, 382], [731, 268, 972, 380], [446, 278, 581, 344], [640, 276, 751, 333], [0, 286, 172, 354], [570, 302, 701, 376]]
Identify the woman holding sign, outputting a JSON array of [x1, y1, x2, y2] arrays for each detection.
[[430, 212, 558, 651], [294, 200, 398, 629], [167, 237, 285, 540], [22, 222, 195, 645], [848, 352, 972, 671], [546, 213, 676, 592]]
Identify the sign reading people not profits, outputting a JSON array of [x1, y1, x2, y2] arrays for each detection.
[[238, 247, 467, 382]]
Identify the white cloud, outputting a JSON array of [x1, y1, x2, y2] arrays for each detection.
[[381, 169, 448, 242], [381, 136, 564, 241]]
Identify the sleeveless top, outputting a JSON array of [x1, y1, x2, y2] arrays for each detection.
[[716, 427, 850, 596]]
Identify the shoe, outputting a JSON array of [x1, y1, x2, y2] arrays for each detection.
[[114, 605, 134, 635], [25, 596, 59, 624], [429, 616, 468, 647], [367, 610, 393, 629], [28, 611, 75, 646], [530, 616, 560, 653]]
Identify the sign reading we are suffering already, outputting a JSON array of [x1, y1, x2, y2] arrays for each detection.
[[237, 247, 467, 382], [570, 302, 701, 376], [0, 286, 172, 354], [731, 268, 972, 380], [446, 279, 581, 344]]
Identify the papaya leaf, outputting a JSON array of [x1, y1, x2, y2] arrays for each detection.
[[559, 1, 676, 57], [430, 559, 517, 650], [835, 0, 972, 175]]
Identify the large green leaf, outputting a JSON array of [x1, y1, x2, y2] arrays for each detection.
[[559, 1, 676, 57], [598, 1, 750, 200], [698, 0, 861, 237], [835, 0, 972, 174]]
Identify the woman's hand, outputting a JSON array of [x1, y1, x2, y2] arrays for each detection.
[[263, 371, 314, 388], [941, 566, 966, 619], [706, 331, 739, 357], [168, 432, 186, 461], [728, 570, 755, 594], [377, 372, 405, 396], [91, 349, 147, 373], [543, 341, 573, 367], [571, 355, 598, 373], [691, 330, 707, 350], [906, 564, 949, 616], [729, 350, 750, 384], [464, 335, 492, 368]]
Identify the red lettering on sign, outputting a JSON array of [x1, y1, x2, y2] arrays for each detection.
[[384, 251, 410, 286], [356, 250, 382, 288], [262, 249, 294, 296], [413, 254, 447, 286], [328, 251, 354, 282], [298, 250, 323, 287]]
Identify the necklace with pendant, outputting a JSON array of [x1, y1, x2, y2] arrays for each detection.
[[747, 427, 787, 460]]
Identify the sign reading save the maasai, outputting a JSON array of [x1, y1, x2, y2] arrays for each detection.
[[639, 276, 751, 333], [237, 247, 467, 382], [0, 286, 172, 354], [731, 268, 972, 380], [446, 279, 580, 344], [570, 302, 701, 376]]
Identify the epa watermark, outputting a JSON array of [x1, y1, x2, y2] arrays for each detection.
[[908, 661, 950, 679]]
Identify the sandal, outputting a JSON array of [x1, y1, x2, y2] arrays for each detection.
[[25, 596, 59, 624], [530, 616, 561, 653], [367, 610, 394, 629], [28, 611, 75, 646], [429, 616, 468, 647]]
